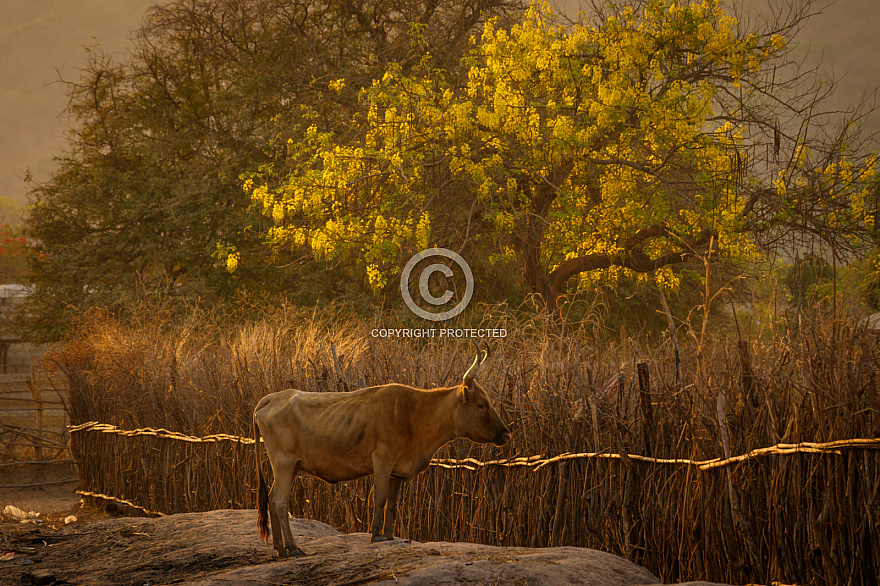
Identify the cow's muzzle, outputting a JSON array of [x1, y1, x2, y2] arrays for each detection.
[[494, 430, 512, 446]]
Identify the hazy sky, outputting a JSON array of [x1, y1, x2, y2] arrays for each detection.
[[0, 0, 153, 217], [1, 0, 878, 215]]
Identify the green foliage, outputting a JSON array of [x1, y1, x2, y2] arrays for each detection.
[[23, 0, 524, 341], [247, 0, 879, 314], [861, 248, 880, 310], [20, 0, 880, 340], [783, 253, 834, 309]]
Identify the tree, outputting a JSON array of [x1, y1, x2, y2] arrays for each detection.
[[783, 253, 834, 308], [0, 198, 28, 285], [24, 0, 523, 340], [245, 0, 879, 311]]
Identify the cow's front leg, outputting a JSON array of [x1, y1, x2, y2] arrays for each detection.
[[382, 477, 402, 541], [370, 459, 392, 542]]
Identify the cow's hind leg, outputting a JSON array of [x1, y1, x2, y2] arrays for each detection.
[[268, 459, 306, 557], [382, 477, 402, 541]]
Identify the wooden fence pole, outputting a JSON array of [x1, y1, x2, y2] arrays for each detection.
[[637, 362, 654, 456], [551, 460, 568, 547], [26, 373, 43, 462], [717, 390, 760, 571]]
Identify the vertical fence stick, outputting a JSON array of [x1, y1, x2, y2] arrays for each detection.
[[638, 362, 654, 456], [27, 374, 44, 462], [657, 286, 681, 388], [738, 340, 757, 410], [717, 390, 760, 571], [551, 460, 568, 547], [589, 396, 600, 449]]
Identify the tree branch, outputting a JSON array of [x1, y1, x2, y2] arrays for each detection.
[[547, 226, 715, 297]]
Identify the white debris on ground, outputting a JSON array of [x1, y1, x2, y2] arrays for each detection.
[[2, 505, 42, 524]]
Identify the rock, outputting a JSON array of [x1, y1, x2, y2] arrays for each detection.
[[0, 510, 741, 586], [3, 505, 28, 521], [27, 568, 56, 585]]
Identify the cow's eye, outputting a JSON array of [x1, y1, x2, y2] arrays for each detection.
[[477, 402, 487, 410]]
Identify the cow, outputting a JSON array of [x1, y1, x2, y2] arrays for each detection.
[[252, 344, 511, 557]]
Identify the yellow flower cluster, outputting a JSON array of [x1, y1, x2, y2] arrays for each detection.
[[225, 252, 240, 273], [238, 0, 857, 298]]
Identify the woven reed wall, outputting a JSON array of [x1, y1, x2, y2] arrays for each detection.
[[54, 309, 880, 584]]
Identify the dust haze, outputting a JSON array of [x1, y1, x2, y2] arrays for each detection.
[[0, 0, 153, 213], [1, 0, 878, 211]]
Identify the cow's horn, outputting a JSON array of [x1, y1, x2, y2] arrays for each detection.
[[476, 342, 490, 377], [462, 341, 482, 386]]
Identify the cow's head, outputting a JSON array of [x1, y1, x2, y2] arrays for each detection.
[[454, 344, 511, 446]]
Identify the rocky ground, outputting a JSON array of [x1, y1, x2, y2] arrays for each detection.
[[1, 468, 732, 586]]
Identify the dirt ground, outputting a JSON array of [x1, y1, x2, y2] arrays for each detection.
[[1, 468, 732, 586], [0, 463, 81, 518]]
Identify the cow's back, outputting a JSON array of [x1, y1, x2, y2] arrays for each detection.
[[255, 388, 384, 483]]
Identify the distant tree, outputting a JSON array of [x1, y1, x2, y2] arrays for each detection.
[[0, 198, 28, 285], [0, 224, 28, 284], [783, 253, 834, 309], [24, 0, 524, 341], [243, 0, 879, 312], [861, 248, 880, 311]]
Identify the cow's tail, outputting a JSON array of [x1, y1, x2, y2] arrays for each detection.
[[254, 409, 270, 542]]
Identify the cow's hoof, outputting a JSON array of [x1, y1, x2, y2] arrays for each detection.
[[371, 535, 387, 543], [278, 547, 307, 558]]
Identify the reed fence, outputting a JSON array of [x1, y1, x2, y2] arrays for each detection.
[[0, 368, 74, 487], [53, 307, 880, 585]]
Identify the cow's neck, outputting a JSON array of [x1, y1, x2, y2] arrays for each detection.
[[414, 386, 459, 455]]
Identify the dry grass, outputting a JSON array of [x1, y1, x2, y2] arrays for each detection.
[[50, 305, 880, 585]]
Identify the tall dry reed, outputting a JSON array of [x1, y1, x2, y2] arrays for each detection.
[[52, 306, 880, 585]]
